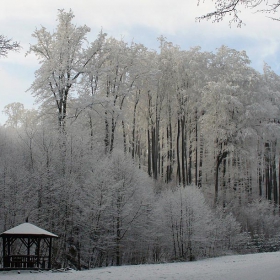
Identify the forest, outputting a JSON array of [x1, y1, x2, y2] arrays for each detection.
[[1, 9, 280, 269]]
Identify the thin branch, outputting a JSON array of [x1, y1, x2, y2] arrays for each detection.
[[0, 35, 21, 58], [197, 0, 280, 26]]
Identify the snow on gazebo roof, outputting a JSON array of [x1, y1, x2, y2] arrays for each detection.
[[0, 222, 58, 237]]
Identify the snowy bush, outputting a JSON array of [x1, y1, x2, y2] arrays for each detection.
[[157, 185, 246, 261], [236, 200, 280, 252], [81, 151, 155, 267]]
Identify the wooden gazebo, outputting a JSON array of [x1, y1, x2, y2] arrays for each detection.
[[1, 222, 58, 270]]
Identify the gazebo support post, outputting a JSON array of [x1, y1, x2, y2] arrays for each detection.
[[37, 238, 40, 268], [48, 238, 52, 269], [27, 237, 30, 267], [2, 236, 5, 256], [7, 237, 10, 256], [2, 237, 6, 267]]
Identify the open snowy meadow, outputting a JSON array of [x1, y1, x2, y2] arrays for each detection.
[[1, 252, 280, 280]]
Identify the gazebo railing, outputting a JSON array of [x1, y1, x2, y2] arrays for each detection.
[[3, 255, 50, 269]]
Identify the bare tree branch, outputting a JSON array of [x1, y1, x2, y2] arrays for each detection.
[[197, 0, 280, 26], [0, 35, 21, 58]]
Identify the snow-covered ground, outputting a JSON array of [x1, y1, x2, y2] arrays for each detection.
[[1, 252, 280, 280]]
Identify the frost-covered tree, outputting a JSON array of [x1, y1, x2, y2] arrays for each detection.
[[85, 151, 154, 266], [157, 185, 244, 260], [3, 103, 39, 130], [28, 9, 105, 130], [3, 102, 25, 128], [200, 46, 263, 205]]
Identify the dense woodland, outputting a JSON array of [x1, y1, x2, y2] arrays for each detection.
[[1, 10, 280, 269]]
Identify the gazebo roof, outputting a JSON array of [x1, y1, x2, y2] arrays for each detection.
[[0, 222, 58, 238]]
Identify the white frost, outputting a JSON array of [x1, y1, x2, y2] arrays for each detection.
[[1, 223, 58, 237], [1, 251, 280, 280]]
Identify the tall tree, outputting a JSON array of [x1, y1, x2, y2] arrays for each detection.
[[27, 9, 105, 130]]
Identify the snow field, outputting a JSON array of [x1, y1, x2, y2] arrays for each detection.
[[1, 251, 280, 280]]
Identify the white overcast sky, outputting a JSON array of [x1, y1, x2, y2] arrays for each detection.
[[1, 0, 280, 124]]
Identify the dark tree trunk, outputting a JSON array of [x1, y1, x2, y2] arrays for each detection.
[[131, 95, 139, 159], [181, 117, 186, 186], [188, 142, 192, 185], [215, 150, 228, 205], [259, 164, 263, 197], [177, 119, 181, 184], [265, 142, 271, 200], [273, 157, 278, 204], [152, 127, 157, 179], [279, 156, 280, 205], [122, 120, 127, 153], [272, 142, 278, 204], [104, 111, 109, 153], [166, 102, 174, 182], [109, 116, 116, 152], [198, 132, 203, 188], [222, 157, 227, 208], [195, 113, 198, 186], [147, 128, 152, 177], [166, 125, 171, 182]]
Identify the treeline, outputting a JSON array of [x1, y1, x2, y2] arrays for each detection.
[[1, 10, 280, 269]]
